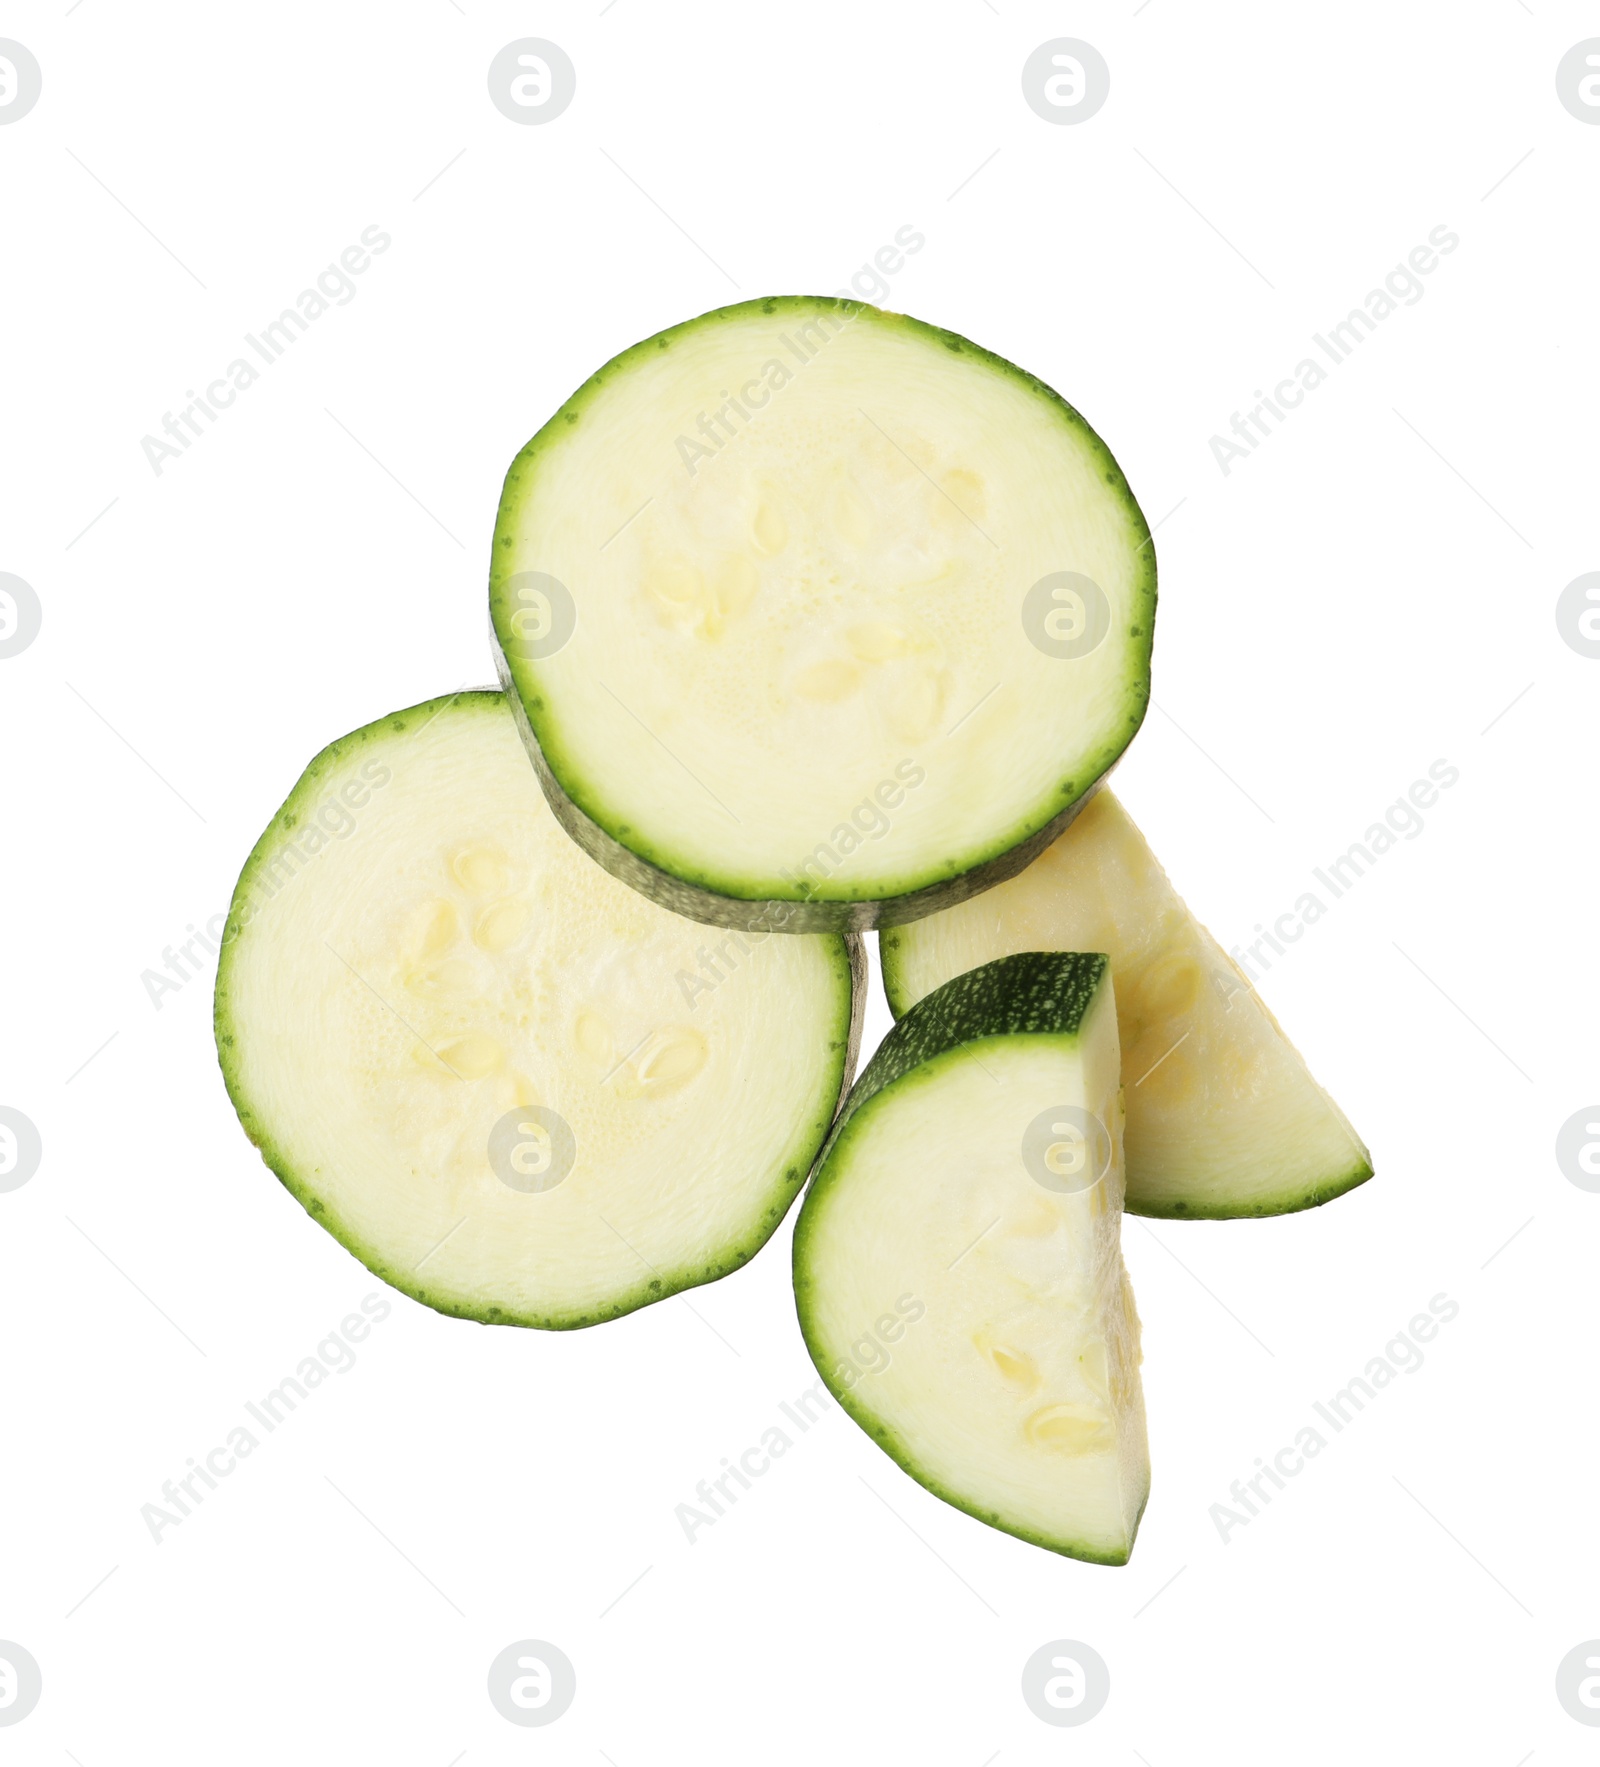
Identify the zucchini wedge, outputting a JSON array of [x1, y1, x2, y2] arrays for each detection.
[[881, 790, 1372, 1217], [794, 953, 1150, 1564]]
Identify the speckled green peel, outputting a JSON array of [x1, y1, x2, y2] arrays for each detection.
[[822, 950, 1110, 1159], [1135, 1157, 1373, 1221]]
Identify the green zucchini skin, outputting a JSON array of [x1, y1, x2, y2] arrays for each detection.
[[1129, 1161, 1373, 1221], [817, 951, 1110, 1163], [490, 296, 1156, 934]]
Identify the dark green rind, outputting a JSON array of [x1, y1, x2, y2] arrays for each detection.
[[795, 952, 1143, 1565], [822, 951, 1108, 1167], [879, 937, 1375, 1221], [214, 691, 864, 1331], [1134, 1158, 1375, 1221], [490, 295, 1156, 934]]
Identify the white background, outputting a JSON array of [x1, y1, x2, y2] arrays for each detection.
[[2, 2, 1597, 1760]]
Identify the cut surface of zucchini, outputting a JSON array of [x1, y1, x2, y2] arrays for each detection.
[[216, 691, 861, 1327], [881, 790, 1372, 1217], [794, 953, 1150, 1563], [491, 297, 1155, 930]]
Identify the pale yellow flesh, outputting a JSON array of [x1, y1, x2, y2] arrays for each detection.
[[506, 308, 1145, 894], [885, 790, 1370, 1215], [224, 700, 848, 1322], [804, 988, 1149, 1560]]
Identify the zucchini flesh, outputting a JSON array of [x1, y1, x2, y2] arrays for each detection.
[[881, 790, 1372, 1217], [491, 297, 1155, 931], [794, 953, 1150, 1563], [215, 691, 861, 1328]]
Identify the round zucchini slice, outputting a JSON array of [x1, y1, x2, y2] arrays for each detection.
[[491, 297, 1155, 932], [215, 691, 862, 1328]]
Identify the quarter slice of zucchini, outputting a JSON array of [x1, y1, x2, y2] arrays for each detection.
[[881, 790, 1372, 1217], [794, 952, 1150, 1564]]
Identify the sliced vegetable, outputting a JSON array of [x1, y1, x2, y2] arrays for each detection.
[[491, 296, 1155, 931], [215, 691, 861, 1328], [794, 952, 1150, 1564], [881, 790, 1372, 1217]]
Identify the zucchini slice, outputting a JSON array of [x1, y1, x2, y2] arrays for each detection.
[[215, 691, 861, 1328], [491, 297, 1155, 932], [793, 953, 1150, 1564], [881, 790, 1372, 1218]]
